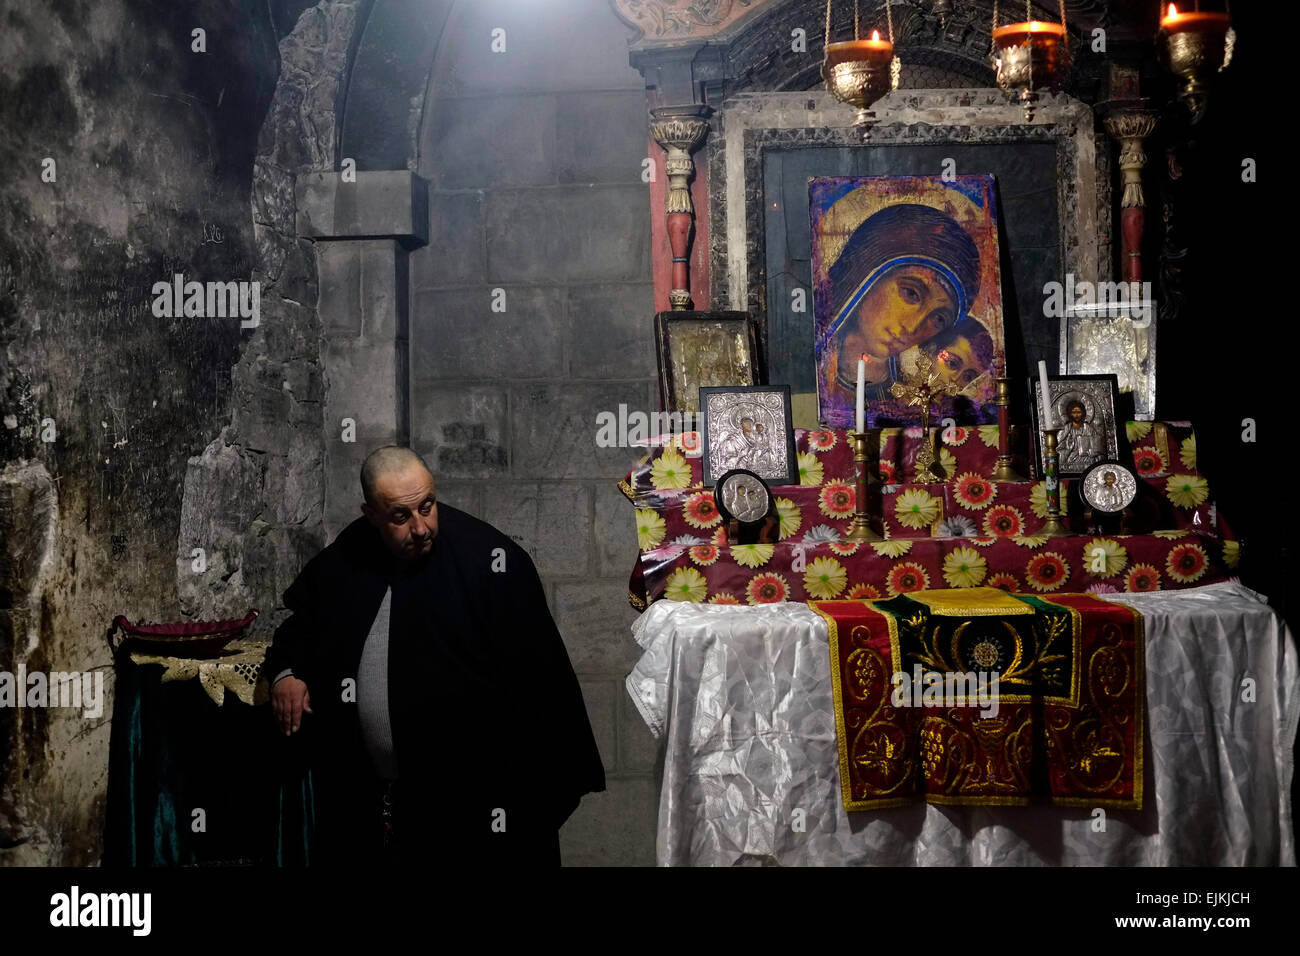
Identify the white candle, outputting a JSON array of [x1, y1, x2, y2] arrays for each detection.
[[856, 357, 866, 434], [1037, 360, 1055, 428]]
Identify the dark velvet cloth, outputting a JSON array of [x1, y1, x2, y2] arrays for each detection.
[[103, 649, 300, 866], [265, 504, 605, 865]]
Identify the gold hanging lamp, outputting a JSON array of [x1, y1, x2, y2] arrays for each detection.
[[1157, 2, 1234, 123], [991, 0, 1071, 121], [822, 0, 901, 137]]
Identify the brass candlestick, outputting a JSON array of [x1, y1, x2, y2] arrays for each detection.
[[1040, 427, 1069, 537], [846, 430, 881, 541], [913, 427, 941, 484], [992, 375, 1024, 481], [890, 351, 962, 484]]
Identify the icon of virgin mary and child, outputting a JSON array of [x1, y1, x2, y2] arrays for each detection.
[[815, 201, 998, 426]]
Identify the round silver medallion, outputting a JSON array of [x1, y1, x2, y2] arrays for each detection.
[[1081, 460, 1138, 514], [714, 469, 772, 525]]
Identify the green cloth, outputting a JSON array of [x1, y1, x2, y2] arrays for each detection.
[[103, 648, 314, 866]]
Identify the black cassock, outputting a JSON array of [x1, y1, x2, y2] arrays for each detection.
[[265, 504, 605, 865]]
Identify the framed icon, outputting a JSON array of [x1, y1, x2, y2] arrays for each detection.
[[1028, 373, 1122, 479], [655, 311, 758, 416], [700, 385, 797, 487], [809, 175, 1006, 428]]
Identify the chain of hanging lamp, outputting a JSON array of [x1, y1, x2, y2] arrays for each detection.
[[824, 0, 896, 48]]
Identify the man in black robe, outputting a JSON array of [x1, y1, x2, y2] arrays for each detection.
[[266, 446, 604, 865]]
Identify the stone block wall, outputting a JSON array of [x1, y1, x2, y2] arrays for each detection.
[[0, 0, 668, 867], [0, 0, 293, 864], [410, 0, 660, 865]]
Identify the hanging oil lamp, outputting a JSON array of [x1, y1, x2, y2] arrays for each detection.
[[1158, 3, 1234, 122], [991, 0, 1071, 121], [822, 0, 900, 136]]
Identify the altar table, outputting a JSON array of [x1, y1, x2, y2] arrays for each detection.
[[625, 581, 1297, 866]]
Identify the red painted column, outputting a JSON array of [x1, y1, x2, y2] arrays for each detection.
[[649, 105, 712, 310], [1105, 110, 1158, 285], [1121, 206, 1145, 284]]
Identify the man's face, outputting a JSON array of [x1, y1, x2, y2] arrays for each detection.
[[362, 464, 438, 560], [1069, 404, 1086, 425], [1104, 472, 1116, 487]]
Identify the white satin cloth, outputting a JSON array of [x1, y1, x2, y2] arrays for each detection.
[[626, 582, 1297, 866]]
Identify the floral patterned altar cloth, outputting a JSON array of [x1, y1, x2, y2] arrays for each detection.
[[620, 422, 1238, 609]]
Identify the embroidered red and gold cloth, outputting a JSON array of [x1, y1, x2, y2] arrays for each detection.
[[810, 588, 1144, 810], [621, 422, 1238, 608]]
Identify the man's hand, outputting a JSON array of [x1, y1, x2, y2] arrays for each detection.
[[272, 675, 312, 736]]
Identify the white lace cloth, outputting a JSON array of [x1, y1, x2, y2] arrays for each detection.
[[626, 582, 1298, 866]]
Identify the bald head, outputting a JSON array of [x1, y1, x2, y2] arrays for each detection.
[[361, 446, 432, 505], [360, 446, 439, 560]]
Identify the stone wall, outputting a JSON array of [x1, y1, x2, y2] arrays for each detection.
[[178, 0, 365, 629], [409, 0, 659, 864], [0, 0, 295, 864], [1, 0, 665, 867]]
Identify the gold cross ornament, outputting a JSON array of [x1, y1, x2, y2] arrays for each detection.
[[889, 352, 964, 483]]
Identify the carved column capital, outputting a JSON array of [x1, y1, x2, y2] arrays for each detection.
[[1102, 105, 1158, 286], [1104, 109, 1158, 209], [649, 105, 711, 214]]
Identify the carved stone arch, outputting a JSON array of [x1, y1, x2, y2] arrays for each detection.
[[635, 0, 1110, 105], [718, 0, 996, 96], [180, 0, 460, 628], [337, 0, 456, 170]]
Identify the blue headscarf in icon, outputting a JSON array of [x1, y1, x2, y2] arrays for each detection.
[[820, 203, 982, 387]]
